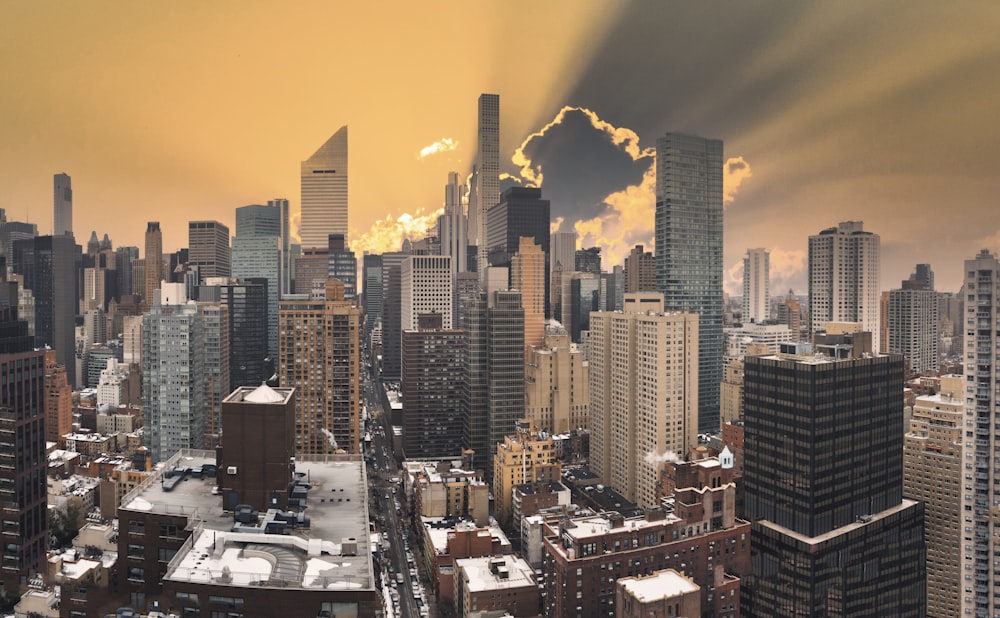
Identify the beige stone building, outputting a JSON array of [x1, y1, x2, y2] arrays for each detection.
[[525, 327, 589, 434], [511, 236, 546, 358], [492, 420, 560, 528], [904, 374, 963, 618]]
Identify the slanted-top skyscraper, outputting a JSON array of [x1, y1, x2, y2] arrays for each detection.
[[655, 132, 724, 432], [300, 126, 348, 249], [473, 93, 499, 276], [808, 221, 881, 350], [53, 172, 72, 237]]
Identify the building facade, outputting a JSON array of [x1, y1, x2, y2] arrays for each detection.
[[472, 93, 500, 271], [655, 132, 724, 432], [887, 270, 940, 374], [53, 172, 73, 237], [511, 236, 546, 356], [742, 247, 769, 324], [187, 220, 231, 281], [524, 328, 589, 434], [624, 244, 656, 294], [589, 293, 699, 509], [300, 126, 348, 249], [401, 255, 453, 331]]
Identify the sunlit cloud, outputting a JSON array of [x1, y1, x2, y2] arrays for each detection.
[[573, 162, 656, 269], [417, 138, 458, 160], [351, 208, 444, 256], [724, 156, 753, 204], [499, 172, 523, 185], [550, 216, 565, 234], [512, 106, 654, 187], [290, 209, 301, 243]]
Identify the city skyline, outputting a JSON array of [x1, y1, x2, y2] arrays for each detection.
[[3, 2, 1000, 296]]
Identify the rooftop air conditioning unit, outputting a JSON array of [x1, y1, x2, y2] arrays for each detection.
[[227, 466, 238, 475]]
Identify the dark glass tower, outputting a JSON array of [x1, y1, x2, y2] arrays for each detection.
[[199, 280, 268, 390], [655, 133, 723, 432], [741, 350, 925, 617], [0, 306, 47, 592], [484, 187, 550, 314]]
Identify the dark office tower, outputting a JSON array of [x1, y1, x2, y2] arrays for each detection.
[[742, 349, 925, 617], [484, 187, 550, 313], [380, 249, 410, 380], [232, 204, 280, 358], [114, 246, 137, 299], [655, 133, 724, 432], [53, 172, 72, 237], [327, 234, 357, 300], [0, 307, 46, 593], [12, 235, 79, 385], [362, 253, 383, 343], [575, 247, 601, 275], [271, 198, 293, 295], [460, 290, 524, 480], [143, 222, 163, 305], [624, 244, 656, 293], [199, 280, 268, 391], [188, 220, 231, 282], [561, 273, 600, 343], [401, 314, 466, 459], [888, 267, 940, 374]]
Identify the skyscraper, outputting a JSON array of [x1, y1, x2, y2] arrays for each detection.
[[655, 132, 724, 432], [511, 237, 545, 356], [327, 233, 357, 300], [300, 126, 348, 249], [53, 172, 72, 237], [362, 253, 383, 343], [589, 293, 699, 509], [401, 255, 453, 331], [401, 313, 465, 459], [961, 250, 1000, 617], [143, 221, 163, 305], [887, 266, 939, 374], [188, 220, 231, 282], [0, 307, 47, 592], [380, 249, 410, 380], [808, 221, 881, 349], [623, 244, 656, 293], [440, 171, 468, 275], [232, 204, 281, 358], [742, 349, 925, 616], [473, 94, 499, 277], [270, 198, 293, 295], [198, 280, 268, 392], [278, 280, 361, 454], [742, 247, 769, 324], [550, 230, 577, 321]]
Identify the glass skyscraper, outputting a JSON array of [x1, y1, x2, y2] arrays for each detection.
[[655, 133, 724, 432]]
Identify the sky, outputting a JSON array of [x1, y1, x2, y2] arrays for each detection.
[[2, 1, 1000, 296]]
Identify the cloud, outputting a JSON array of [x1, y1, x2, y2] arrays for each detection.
[[350, 208, 444, 256], [725, 245, 807, 296], [550, 216, 565, 234], [573, 161, 656, 268], [417, 138, 458, 160], [724, 156, 753, 204], [290, 209, 301, 243]]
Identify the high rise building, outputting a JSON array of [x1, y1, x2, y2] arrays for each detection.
[[11, 235, 79, 383], [742, 349, 925, 616], [294, 247, 329, 295], [560, 272, 599, 343], [473, 94, 500, 275], [362, 253, 383, 343], [278, 280, 361, 454], [460, 290, 524, 477], [401, 313, 465, 459], [115, 246, 138, 298], [776, 289, 802, 338], [550, 230, 577, 321], [485, 187, 550, 308], [623, 244, 656, 293], [401, 255, 453, 330], [53, 172, 73, 237], [142, 302, 207, 462], [887, 264, 940, 374], [270, 198, 293, 295], [590, 293, 699, 509], [44, 349, 72, 445], [511, 236, 545, 355], [904, 374, 962, 618], [440, 171, 468, 275], [492, 419, 559, 528], [807, 221, 881, 350], [327, 233, 357, 300], [188, 220, 231, 282], [574, 247, 601, 275], [960, 249, 1000, 617], [525, 326, 589, 434], [380, 249, 410, 380], [300, 126, 348, 249], [742, 247, 770, 324], [198, 280, 266, 392], [0, 307, 47, 592], [232, 204, 280, 358], [143, 221, 163, 305], [655, 132, 724, 432]]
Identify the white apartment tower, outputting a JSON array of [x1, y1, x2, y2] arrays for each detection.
[[961, 249, 1000, 618], [589, 293, 699, 509], [742, 248, 770, 323], [300, 126, 348, 249], [473, 94, 499, 276], [439, 171, 468, 275], [401, 255, 453, 331], [96, 358, 127, 408], [808, 221, 881, 351]]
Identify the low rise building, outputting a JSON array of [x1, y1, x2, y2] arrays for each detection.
[[421, 516, 511, 609], [616, 569, 701, 618], [405, 460, 490, 527], [454, 555, 538, 617]]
